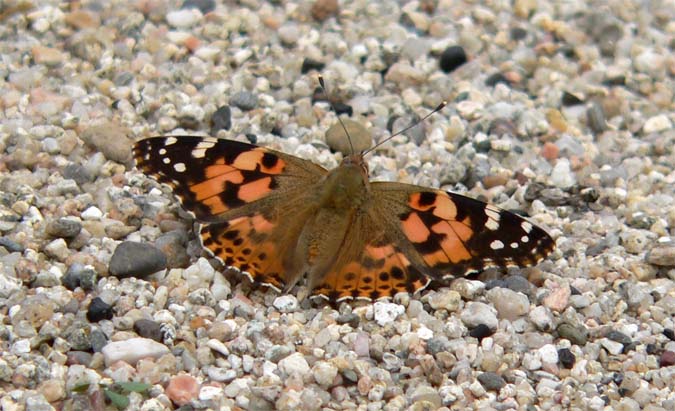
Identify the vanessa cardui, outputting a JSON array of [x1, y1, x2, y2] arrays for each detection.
[[133, 105, 554, 303]]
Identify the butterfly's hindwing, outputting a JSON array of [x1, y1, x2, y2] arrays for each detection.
[[311, 231, 432, 302]]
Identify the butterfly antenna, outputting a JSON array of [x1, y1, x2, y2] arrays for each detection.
[[363, 100, 447, 156], [318, 75, 355, 154]]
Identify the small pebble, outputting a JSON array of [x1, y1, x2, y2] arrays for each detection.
[[373, 302, 405, 326], [230, 91, 258, 111], [477, 372, 506, 391], [108, 241, 167, 278], [439, 46, 468, 73], [166, 374, 200, 406], [101, 337, 170, 366], [86, 297, 113, 322]]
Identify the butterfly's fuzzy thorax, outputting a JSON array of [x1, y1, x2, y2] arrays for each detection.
[[133, 136, 555, 303]]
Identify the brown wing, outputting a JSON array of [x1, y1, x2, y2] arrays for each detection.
[[134, 136, 328, 289], [370, 182, 555, 279], [309, 200, 433, 302], [133, 136, 327, 222]]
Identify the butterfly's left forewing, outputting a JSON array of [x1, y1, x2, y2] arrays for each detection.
[[133, 136, 328, 291], [133, 136, 327, 222], [372, 182, 555, 280]]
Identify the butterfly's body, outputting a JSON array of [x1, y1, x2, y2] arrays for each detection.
[[134, 136, 555, 302]]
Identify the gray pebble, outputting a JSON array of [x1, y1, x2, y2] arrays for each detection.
[[557, 323, 588, 346], [477, 372, 506, 391], [62, 164, 93, 185], [46, 218, 82, 238], [134, 319, 163, 342], [230, 91, 258, 111], [109, 241, 167, 278], [460, 302, 498, 330], [154, 230, 189, 268]]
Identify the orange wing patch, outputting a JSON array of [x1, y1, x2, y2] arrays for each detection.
[[133, 137, 287, 221], [200, 213, 286, 291], [312, 244, 431, 302], [399, 190, 555, 279]]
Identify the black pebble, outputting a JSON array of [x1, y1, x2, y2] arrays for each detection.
[[485, 73, 510, 87], [333, 102, 353, 116], [558, 348, 575, 369], [477, 372, 506, 391], [510, 27, 528, 40], [606, 330, 632, 345], [46, 218, 82, 238], [87, 297, 113, 322], [664, 329, 675, 341], [469, 324, 494, 340], [211, 105, 232, 133], [301, 58, 325, 73], [561, 91, 584, 106], [439, 46, 467, 73]]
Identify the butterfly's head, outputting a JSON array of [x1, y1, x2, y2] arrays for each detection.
[[340, 153, 369, 180]]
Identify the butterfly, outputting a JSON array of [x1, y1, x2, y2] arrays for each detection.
[[133, 127, 555, 303]]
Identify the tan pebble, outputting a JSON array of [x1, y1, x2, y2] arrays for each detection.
[[325, 119, 372, 154], [311, 0, 339, 21], [65, 10, 101, 29], [32, 46, 64, 66], [546, 109, 568, 132]]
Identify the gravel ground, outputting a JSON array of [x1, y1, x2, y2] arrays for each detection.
[[1, 0, 674, 410]]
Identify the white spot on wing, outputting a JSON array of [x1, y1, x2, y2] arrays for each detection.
[[165, 137, 178, 146], [159, 148, 166, 155], [490, 240, 504, 250], [521, 235, 530, 243], [485, 219, 500, 231], [485, 205, 501, 231], [192, 139, 218, 158], [162, 157, 170, 164], [521, 221, 533, 233], [510, 242, 519, 248], [174, 163, 186, 172]]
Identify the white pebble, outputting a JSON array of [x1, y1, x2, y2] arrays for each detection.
[[550, 158, 576, 189], [373, 302, 405, 326], [273, 295, 299, 312], [12, 339, 31, 354], [166, 9, 203, 28], [207, 339, 230, 357], [81, 206, 103, 220], [101, 337, 170, 366], [278, 352, 310, 376], [600, 338, 624, 355], [643, 114, 672, 133]]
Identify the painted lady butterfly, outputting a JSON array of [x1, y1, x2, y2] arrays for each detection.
[[133, 93, 554, 303]]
